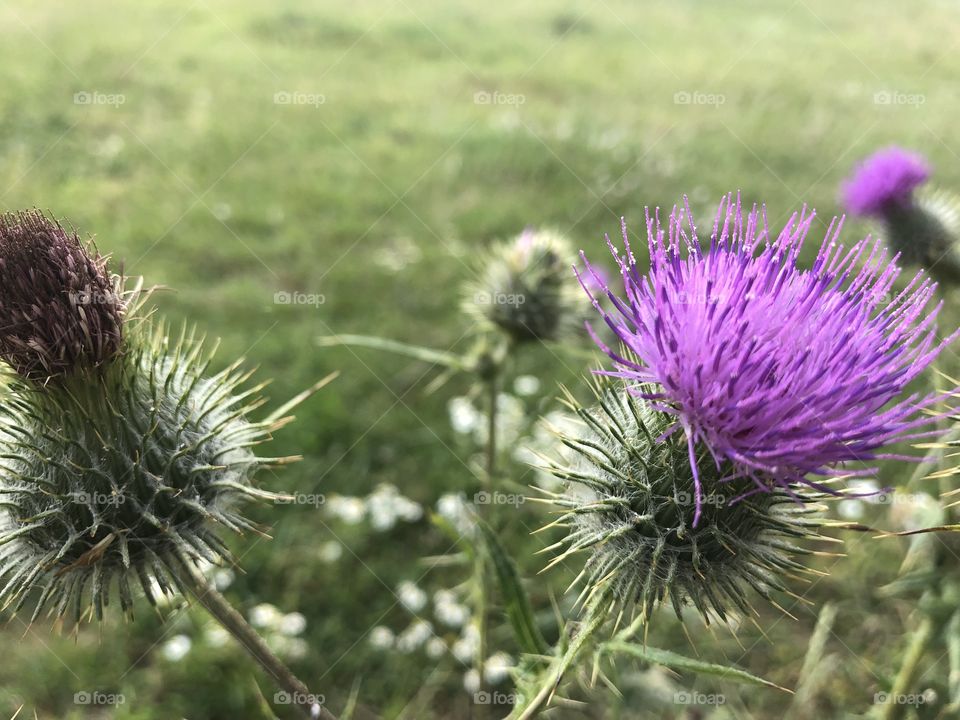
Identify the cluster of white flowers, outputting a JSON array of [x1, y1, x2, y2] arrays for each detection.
[[434, 589, 469, 628], [451, 623, 480, 664], [461, 652, 516, 692], [317, 540, 344, 563], [325, 483, 423, 531], [396, 619, 434, 653], [447, 393, 526, 448], [436, 493, 476, 537], [162, 634, 192, 662], [397, 580, 428, 612], [248, 603, 309, 659]]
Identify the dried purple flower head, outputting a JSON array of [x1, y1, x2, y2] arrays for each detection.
[[578, 194, 957, 525], [841, 146, 930, 216], [0, 211, 124, 380]]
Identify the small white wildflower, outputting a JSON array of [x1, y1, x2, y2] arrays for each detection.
[[436, 493, 476, 537], [452, 624, 480, 663], [250, 603, 281, 629], [838, 499, 864, 520], [426, 637, 447, 659], [396, 620, 434, 653], [213, 569, 235, 591], [278, 612, 307, 636], [435, 599, 469, 628], [318, 540, 343, 563], [326, 495, 366, 524], [369, 626, 395, 650], [484, 652, 514, 684], [448, 396, 481, 435], [397, 581, 428, 613], [513, 375, 541, 397], [394, 496, 424, 523], [463, 669, 481, 694], [161, 635, 192, 662], [367, 484, 405, 531]]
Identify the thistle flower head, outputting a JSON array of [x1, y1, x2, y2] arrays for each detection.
[[578, 194, 957, 525], [0, 214, 306, 622], [540, 384, 825, 625], [0, 211, 124, 381], [465, 228, 588, 344], [841, 146, 930, 216], [841, 148, 960, 283]]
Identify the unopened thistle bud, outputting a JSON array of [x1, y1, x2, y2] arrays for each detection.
[[540, 384, 826, 625], [0, 211, 124, 380], [842, 147, 960, 283], [465, 228, 589, 344], [0, 216, 299, 623]]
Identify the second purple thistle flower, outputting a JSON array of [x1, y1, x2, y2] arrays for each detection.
[[578, 194, 958, 525]]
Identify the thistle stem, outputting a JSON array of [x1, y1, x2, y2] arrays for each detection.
[[181, 561, 337, 720], [485, 373, 498, 486], [878, 613, 934, 720]]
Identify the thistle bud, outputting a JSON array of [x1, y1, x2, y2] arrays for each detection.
[[0, 321, 287, 622], [0, 211, 124, 380], [465, 228, 588, 344], [841, 147, 960, 283], [539, 384, 825, 625], [0, 215, 301, 623]]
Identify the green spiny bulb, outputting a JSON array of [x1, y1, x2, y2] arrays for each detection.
[[883, 188, 960, 285], [464, 228, 589, 344], [0, 212, 294, 623], [538, 383, 827, 627]]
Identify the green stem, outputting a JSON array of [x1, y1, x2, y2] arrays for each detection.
[[514, 607, 607, 720], [878, 614, 935, 720], [485, 373, 498, 486], [181, 561, 337, 720], [949, 610, 960, 709]]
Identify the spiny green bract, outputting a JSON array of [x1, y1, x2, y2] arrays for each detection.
[[883, 188, 960, 284], [538, 383, 826, 627], [464, 229, 588, 344], [0, 317, 286, 623]]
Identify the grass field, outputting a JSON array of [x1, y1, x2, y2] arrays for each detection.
[[2, 1, 960, 718]]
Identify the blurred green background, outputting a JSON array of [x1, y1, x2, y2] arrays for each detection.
[[1, 0, 959, 717]]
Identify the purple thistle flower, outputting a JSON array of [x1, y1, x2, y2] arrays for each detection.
[[0, 211, 124, 380], [578, 194, 957, 526], [842, 146, 931, 216]]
